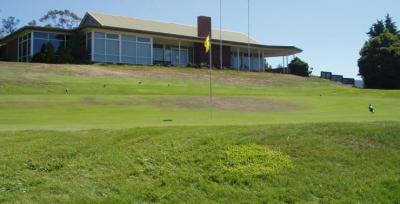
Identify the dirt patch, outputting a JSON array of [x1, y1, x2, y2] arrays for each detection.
[[41, 63, 305, 87], [67, 65, 133, 77], [0, 62, 311, 88], [0, 95, 302, 112], [61, 95, 303, 112], [154, 96, 303, 112], [79, 96, 145, 106]]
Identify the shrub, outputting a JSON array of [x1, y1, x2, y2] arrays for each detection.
[[266, 68, 285, 73], [57, 46, 74, 64], [187, 63, 200, 68], [31, 43, 56, 63], [70, 32, 89, 64], [288, 57, 311, 77]]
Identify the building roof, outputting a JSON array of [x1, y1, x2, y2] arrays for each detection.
[[85, 12, 261, 45], [0, 26, 72, 43], [0, 12, 302, 57]]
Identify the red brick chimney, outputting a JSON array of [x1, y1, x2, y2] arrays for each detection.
[[196, 16, 212, 66], [197, 16, 212, 38]]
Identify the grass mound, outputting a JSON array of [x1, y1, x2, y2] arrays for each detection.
[[221, 144, 293, 177]]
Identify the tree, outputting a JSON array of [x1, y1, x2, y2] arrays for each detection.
[[288, 57, 311, 77], [27, 20, 37, 26], [57, 46, 74, 64], [367, 20, 385, 38], [358, 31, 400, 89], [0, 16, 20, 36], [39, 10, 81, 29], [70, 32, 89, 63], [384, 14, 399, 35], [32, 43, 56, 63], [367, 14, 399, 38]]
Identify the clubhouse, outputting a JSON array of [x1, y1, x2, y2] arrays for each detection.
[[0, 12, 302, 71]]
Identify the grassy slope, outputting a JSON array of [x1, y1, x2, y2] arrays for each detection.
[[0, 62, 399, 129], [0, 62, 399, 203], [1, 123, 399, 203]]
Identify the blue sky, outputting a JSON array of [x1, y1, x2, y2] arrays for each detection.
[[1, 0, 399, 79]]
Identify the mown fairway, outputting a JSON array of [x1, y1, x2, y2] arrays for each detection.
[[0, 62, 399, 129], [0, 61, 399, 203]]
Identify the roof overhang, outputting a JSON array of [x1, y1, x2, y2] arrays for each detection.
[[80, 25, 302, 56], [0, 26, 73, 43]]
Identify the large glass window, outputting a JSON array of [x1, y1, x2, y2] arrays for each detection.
[[242, 53, 250, 69], [180, 49, 188, 66], [231, 52, 243, 70], [106, 38, 119, 63], [32, 39, 47, 55], [137, 37, 152, 65], [94, 32, 105, 39], [105, 34, 120, 63], [230, 51, 262, 71], [49, 40, 62, 52], [106, 34, 119, 40], [49, 33, 65, 41], [251, 54, 261, 71], [230, 52, 235, 69], [32, 31, 68, 57], [18, 33, 31, 62], [188, 48, 193, 64], [153, 44, 164, 62], [86, 32, 92, 59], [164, 46, 171, 62], [90, 32, 153, 65], [121, 35, 136, 64], [170, 47, 189, 66], [122, 35, 136, 42], [138, 37, 150, 43], [171, 48, 179, 65], [93, 32, 107, 62], [93, 37, 105, 62], [33, 32, 48, 39]]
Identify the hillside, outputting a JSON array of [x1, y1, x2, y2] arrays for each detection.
[[0, 61, 399, 130], [0, 62, 399, 203], [1, 122, 400, 203]]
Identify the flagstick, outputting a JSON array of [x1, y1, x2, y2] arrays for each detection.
[[209, 36, 213, 120], [220, 0, 223, 69], [247, 0, 251, 72]]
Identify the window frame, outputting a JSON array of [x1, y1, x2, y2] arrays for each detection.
[[31, 31, 69, 58], [90, 31, 153, 65]]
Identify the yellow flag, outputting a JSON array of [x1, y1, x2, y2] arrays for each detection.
[[204, 35, 210, 53]]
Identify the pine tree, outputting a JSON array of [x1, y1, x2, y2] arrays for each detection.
[[358, 31, 400, 89], [367, 14, 399, 38], [32, 43, 56, 63], [367, 20, 385, 38], [384, 14, 399, 35]]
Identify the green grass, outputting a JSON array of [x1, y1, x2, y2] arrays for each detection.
[[0, 61, 399, 203], [1, 123, 399, 203], [0, 62, 399, 130]]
